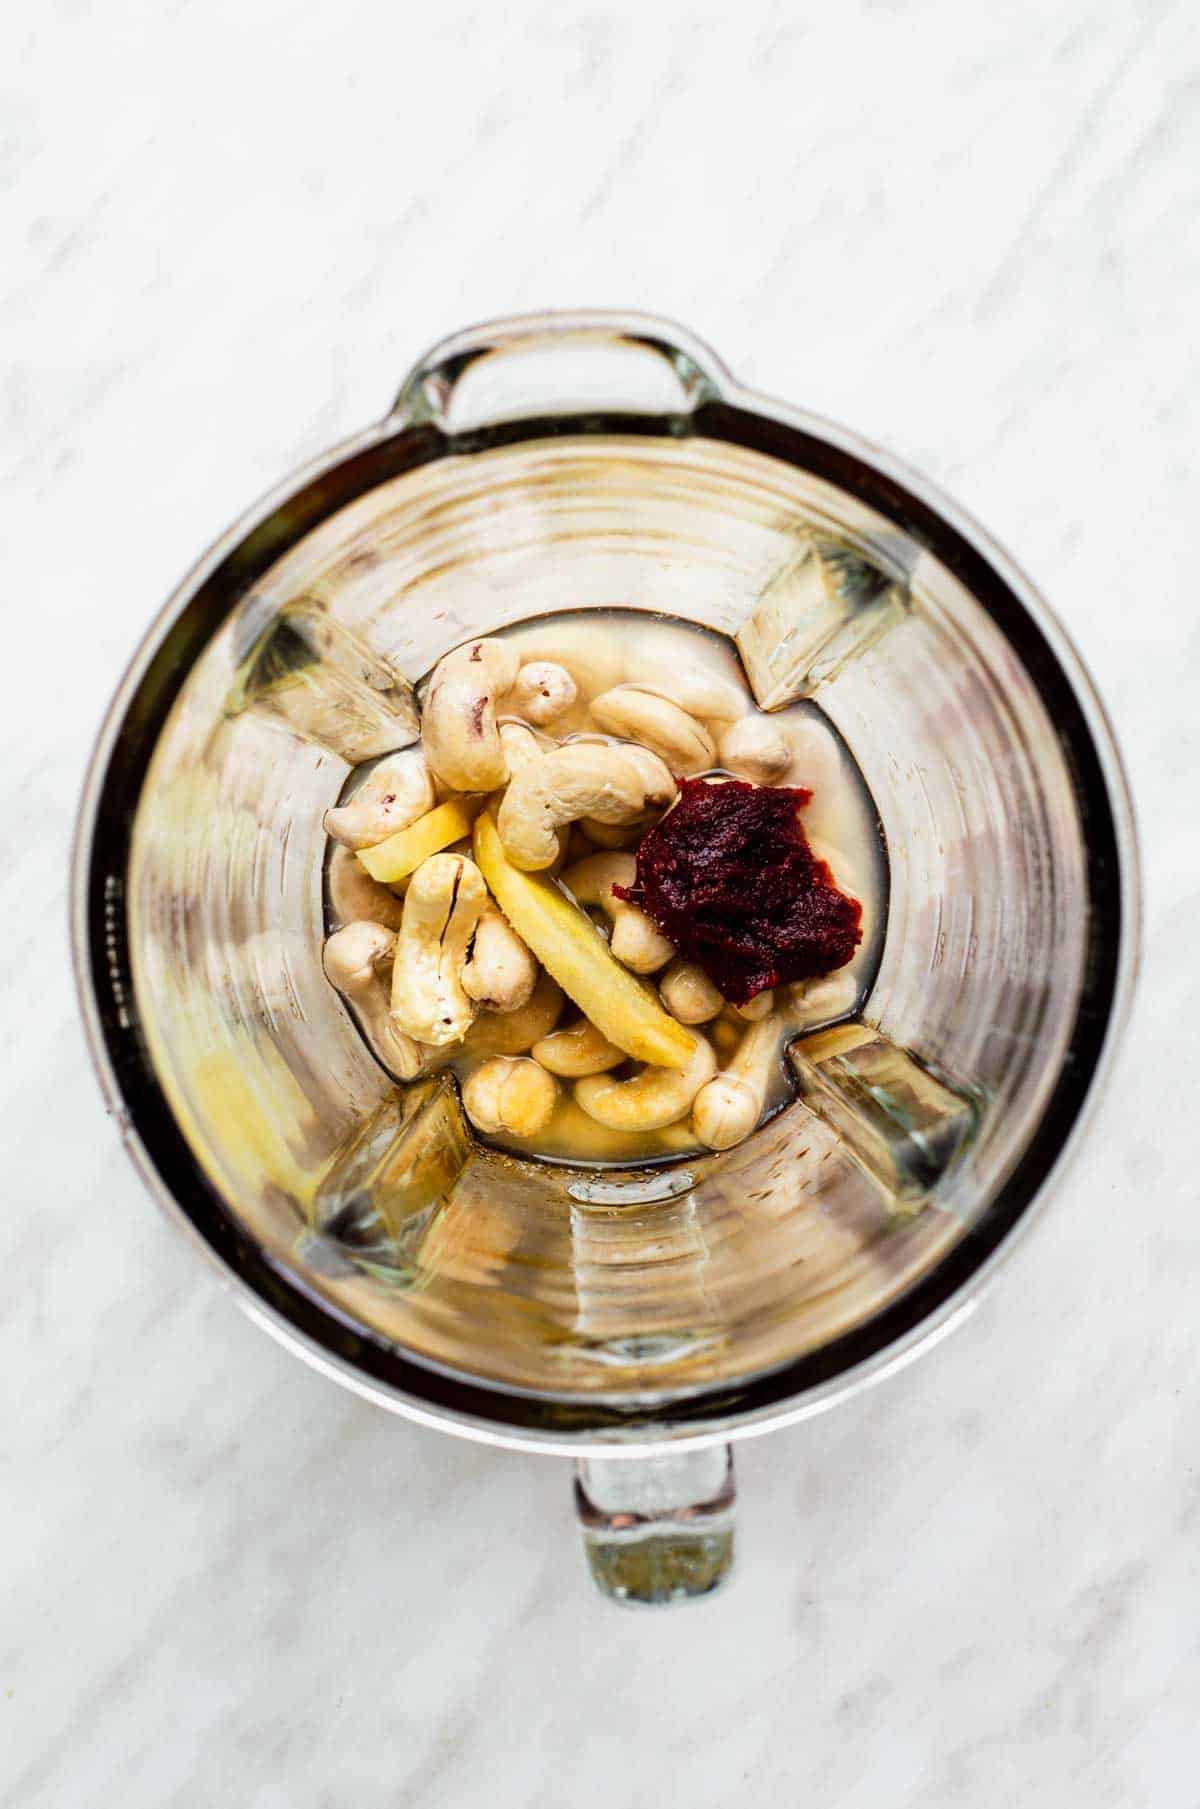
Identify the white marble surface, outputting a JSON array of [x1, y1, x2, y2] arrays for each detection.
[[3, 1, 1197, 1802]]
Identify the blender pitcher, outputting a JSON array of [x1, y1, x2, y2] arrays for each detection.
[[72, 312, 1138, 1606]]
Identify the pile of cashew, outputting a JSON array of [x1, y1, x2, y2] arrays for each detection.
[[321, 626, 861, 1157]]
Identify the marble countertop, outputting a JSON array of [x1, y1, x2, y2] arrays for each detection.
[[5, 1, 1196, 1802]]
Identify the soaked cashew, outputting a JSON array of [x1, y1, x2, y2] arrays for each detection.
[[462, 1056, 559, 1137], [735, 989, 775, 1022], [577, 819, 644, 851], [589, 687, 716, 773], [793, 970, 858, 1025], [579, 817, 644, 850], [574, 1033, 715, 1132], [615, 743, 677, 810], [532, 1016, 624, 1078], [571, 741, 674, 845], [499, 724, 569, 867], [564, 824, 595, 863], [460, 970, 563, 1058], [323, 747, 435, 849], [574, 751, 675, 847], [505, 661, 577, 726], [710, 1015, 743, 1061], [321, 921, 426, 1080], [497, 742, 646, 871], [718, 716, 792, 785], [694, 973, 858, 1150], [619, 654, 752, 723], [692, 1011, 782, 1151], [561, 852, 674, 974], [498, 720, 545, 778], [462, 904, 538, 1013], [659, 959, 724, 1024], [626, 668, 746, 723], [783, 718, 841, 802], [390, 853, 487, 1045], [423, 638, 520, 792], [327, 844, 406, 932]]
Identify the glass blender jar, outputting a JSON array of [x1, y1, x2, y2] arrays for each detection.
[[73, 313, 1138, 1605]]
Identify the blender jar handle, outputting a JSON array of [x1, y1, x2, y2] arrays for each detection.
[[390, 310, 729, 432], [574, 1444, 736, 1606]]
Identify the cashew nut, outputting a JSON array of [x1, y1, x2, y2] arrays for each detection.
[[718, 715, 792, 785], [390, 853, 487, 1045], [783, 717, 841, 803], [695, 998, 796, 1150], [505, 660, 578, 726], [461, 1056, 559, 1137], [615, 743, 677, 810], [497, 724, 572, 867], [623, 666, 746, 723], [710, 1014, 743, 1061], [735, 989, 775, 1022], [564, 824, 595, 864], [462, 904, 538, 1013], [498, 720, 546, 778], [575, 744, 676, 846], [659, 959, 724, 1024], [589, 687, 716, 773], [579, 741, 680, 846], [322, 920, 426, 1079], [574, 1032, 715, 1132], [569, 740, 675, 846], [461, 969, 563, 1058], [323, 747, 435, 849], [423, 638, 521, 792], [327, 844, 406, 932], [577, 819, 643, 851], [692, 1011, 782, 1151], [561, 852, 674, 974], [693, 974, 859, 1151], [496, 742, 646, 870], [793, 970, 859, 1025], [532, 1016, 624, 1077]]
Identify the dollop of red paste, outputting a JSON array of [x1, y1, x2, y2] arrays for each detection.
[[615, 778, 862, 1005]]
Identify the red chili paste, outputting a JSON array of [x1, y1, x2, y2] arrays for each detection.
[[615, 778, 861, 1005]]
